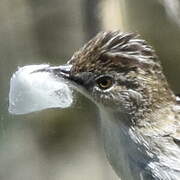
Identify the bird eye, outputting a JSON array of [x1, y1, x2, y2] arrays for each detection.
[[96, 76, 114, 90]]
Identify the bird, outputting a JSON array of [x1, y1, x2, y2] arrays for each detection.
[[40, 31, 180, 180]]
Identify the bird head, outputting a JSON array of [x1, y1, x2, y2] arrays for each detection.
[[42, 31, 175, 117], [33, 31, 179, 179]]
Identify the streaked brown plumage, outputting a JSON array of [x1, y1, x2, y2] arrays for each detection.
[[42, 31, 180, 180]]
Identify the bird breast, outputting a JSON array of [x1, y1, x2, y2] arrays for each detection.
[[99, 108, 180, 180]]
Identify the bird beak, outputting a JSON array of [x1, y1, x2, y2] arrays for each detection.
[[34, 64, 91, 94], [33, 64, 72, 80], [34, 64, 88, 88], [32, 64, 95, 105]]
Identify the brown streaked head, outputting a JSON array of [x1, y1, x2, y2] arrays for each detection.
[[68, 31, 158, 74], [40, 31, 175, 117]]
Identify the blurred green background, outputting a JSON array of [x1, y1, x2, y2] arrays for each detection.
[[0, 0, 180, 179]]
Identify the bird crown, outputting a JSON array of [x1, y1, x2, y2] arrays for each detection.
[[68, 31, 158, 74]]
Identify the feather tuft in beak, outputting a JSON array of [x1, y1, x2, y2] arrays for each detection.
[[9, 64, 73, 115]]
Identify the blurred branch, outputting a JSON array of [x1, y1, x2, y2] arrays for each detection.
[[82, 0, 101, 40]]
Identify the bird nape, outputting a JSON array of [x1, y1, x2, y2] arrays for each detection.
[[40, 31, 180, 180]]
